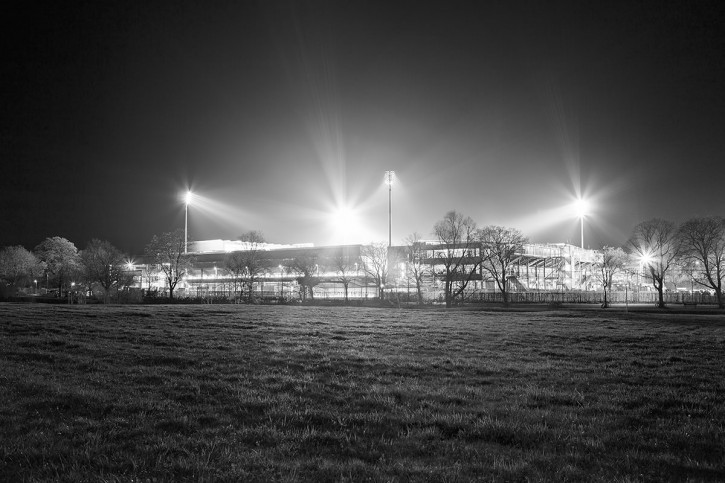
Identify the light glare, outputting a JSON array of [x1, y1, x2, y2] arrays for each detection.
[[329, 205, 370, 245], [574, 198, 590, 218], [640, 252, 653, 266]]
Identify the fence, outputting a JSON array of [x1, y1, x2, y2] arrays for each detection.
[[173, 281, 720, 306], [465, 290, 718, 305]]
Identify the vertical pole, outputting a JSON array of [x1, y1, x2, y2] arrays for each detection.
[[388, 174, 392, 248], [579, 217, 583, 290], [185, 203, 188, 254]]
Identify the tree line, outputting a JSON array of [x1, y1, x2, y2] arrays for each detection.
[[0, 237, 133, 303], [2, 213, 724, 308]]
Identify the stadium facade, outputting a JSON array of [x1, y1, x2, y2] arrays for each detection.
[[129, 238, 620, 303]]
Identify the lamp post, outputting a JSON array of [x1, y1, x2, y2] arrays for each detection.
[[184, 191, 193, 254], [384, 171, 395, 247]]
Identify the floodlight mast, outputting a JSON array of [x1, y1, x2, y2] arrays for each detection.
[[575, 198, 590, 249], [385, 171, 395, 247], [184, 191, 192, 254]]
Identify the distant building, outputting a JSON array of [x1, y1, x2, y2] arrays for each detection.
[[128, 238, 606, 302]]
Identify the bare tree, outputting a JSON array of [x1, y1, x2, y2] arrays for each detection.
[[288, 255, 319, 301], [627, 218, 680, 308], [224, 251, 246, 302], [478, 225, 527, 306], [361, 243, 389, 301], [331, 246, 358, 302], [404, 233, 431, 304], [594, 246, 629, 308], [433, 211, 480, 308], [144, 229, 194, 300], [229, 231, 269, 302], [35, 236, 81, 297], [678, 216, 725, 308], [79, 239, 128, 303]]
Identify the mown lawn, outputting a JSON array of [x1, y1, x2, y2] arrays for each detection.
[[0, 303, 724, 482]]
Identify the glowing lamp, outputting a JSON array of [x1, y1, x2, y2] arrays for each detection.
[[574, 198, 590, 218], [384, 170, 396, 186], [640, 252, 653, 266]]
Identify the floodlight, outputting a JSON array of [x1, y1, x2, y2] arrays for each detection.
[[574, 198, 590, 218], [183, 190, 193, 253], [384, 170, 396, 186], [571, 197, 591, 249], [640, 252, 653, 266]]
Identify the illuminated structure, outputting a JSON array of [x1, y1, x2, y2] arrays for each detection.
[[117, 236, 720, 304], [129, 238, 604, 302]]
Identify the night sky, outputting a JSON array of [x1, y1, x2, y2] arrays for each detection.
[[3, 1, 724, 256]]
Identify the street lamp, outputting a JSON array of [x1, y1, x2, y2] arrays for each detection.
[[384, 171, 395, 247], [184, 191, 193, 254]]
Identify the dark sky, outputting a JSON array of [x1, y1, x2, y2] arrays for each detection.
[[3, 0, 724, 255]]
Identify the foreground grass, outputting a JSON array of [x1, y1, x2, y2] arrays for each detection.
[[0, 304, 724, 482]]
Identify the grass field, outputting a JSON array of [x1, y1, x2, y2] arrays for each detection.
[[1, 303, 724, 482]]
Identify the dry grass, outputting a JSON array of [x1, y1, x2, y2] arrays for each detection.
[[1, 303, 724, 481]]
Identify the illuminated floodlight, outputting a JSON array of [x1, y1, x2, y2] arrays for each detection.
[[330, 206, 368, 245], [574, 198, 590, 219], [185, 191, 193, 206], [640, 252, 653, 267], [570, 197, 591, 249], [332, 207, 354, 230], [384, 170, 396, 186]]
